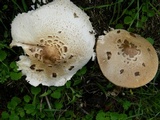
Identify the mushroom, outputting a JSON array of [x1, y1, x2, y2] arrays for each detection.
[[10, 0, 95, 86], [96, 29, 158, 88]]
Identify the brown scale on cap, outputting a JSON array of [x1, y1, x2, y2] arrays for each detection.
[[116, 39, 141, 64], [118, 39, 140, 58], [73, 13, 79, 18], [120, 69, 124, 74], [21, 35, 71, 78], [24, 35, 69, 65], [96, 29, 159, 88], [68, 66, 74, 71], [42, 45, 61, 64], [30, 64, 36, 70], [52, 72, 57, 78], [106, 51, 112, 60], [36, 69, 44, 72]]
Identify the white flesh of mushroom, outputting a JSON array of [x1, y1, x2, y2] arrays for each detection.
[[10, 0, 95, 86]]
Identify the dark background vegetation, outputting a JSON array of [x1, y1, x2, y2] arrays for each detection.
[[0, 0, 160, 120]]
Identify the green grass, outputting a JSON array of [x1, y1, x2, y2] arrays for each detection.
[[0, 0, 160, 120]]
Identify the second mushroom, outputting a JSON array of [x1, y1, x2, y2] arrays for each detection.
[[96, 29, 158, 88]]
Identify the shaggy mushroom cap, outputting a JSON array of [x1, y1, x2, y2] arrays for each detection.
[[10, 0, 95, 86], [96, 29, 158, 88]]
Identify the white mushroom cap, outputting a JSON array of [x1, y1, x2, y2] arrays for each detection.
[[10, 0, 95, 86], [96, 29, 158, 88]]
